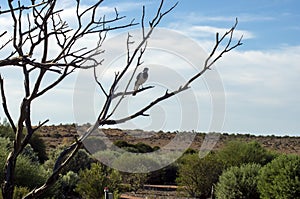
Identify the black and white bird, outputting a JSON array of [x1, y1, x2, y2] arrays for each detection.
[[133, 67, 149, 96]]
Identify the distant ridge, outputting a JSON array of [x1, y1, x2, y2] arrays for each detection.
[[36, 124, 300, 155]]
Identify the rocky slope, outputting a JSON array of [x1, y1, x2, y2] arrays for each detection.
[[37, 124, 300, 155]]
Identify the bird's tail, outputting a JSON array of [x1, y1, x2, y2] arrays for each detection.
[[132, 85, 138, 96]]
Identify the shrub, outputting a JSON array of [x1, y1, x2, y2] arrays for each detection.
[[217, 141, 275, 168], [113, 140, 155, 153], [0, 121, 48, 163], [46, 171, 80, 199], [21, 144, 40, 163], [176, 153, 223, 198], [28, 133, 48, 163], [147, 163, 179, 185], [215, 163, 261, 199], [114, 140, 134, 148], [15, 155, 48, 189], [1, 137, 46, 190], [112, 153, 160, 173], [66, 149, 95, 173], [0, 137, 11, 180], [76, 163, 121, 199], [13, 187, 30, 199], [83, 136, 107, 152], [135, 142, 154, 153], [121, 172, 148, 193], [258, 154, 300, 199], [0, 119, 14, 140]]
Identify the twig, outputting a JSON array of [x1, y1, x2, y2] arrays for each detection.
[[104, 19, 242, 125]]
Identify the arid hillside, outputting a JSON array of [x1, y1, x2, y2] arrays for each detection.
[[37, 124, 300, 155]]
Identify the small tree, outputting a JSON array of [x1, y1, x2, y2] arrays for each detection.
[[75, 163, 121, 199], [258, 154, 300, 199], [176, 153, 223, 198], [121, 172, 148, 194], [215, 163, 261, 199], [0, 0, 242, 198]]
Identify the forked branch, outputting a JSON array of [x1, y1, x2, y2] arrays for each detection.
[[104, 19, 243, 125]]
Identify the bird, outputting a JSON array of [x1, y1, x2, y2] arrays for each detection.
[[133, 67, 149, 96]]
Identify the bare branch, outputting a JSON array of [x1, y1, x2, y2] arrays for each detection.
[[108, 42, 148, 118], [24, 141, 82, 199], [33, 119, 49, 132], [93, 0, 179, 126], [149, 0, 178, 28], [104, 86, 188, 125], [0, 31, 12, 51], [0, 1, 46, 15], [110, 0, 178, 98], [141, 6, 146, 39], [0, 31, 7, 37], [185, 18, 243, 87], [94, 65, 108, 97], [0, 76, 16, 132], [104, 19, 242, 126], [112, 85, 154, 99]]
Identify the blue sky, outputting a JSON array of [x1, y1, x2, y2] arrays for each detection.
[[0, 0, 299, 136]]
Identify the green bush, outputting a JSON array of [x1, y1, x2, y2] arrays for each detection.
[[43, 147, 95, 174], [114, 140, 134, 148], [176, 153, 223, 198], [83, 136, 107, 152], [112, 153, 160, 173], [215, 163, 261, 199], [93, 150, 121, 166], [1, 137, 47, 191], [66, 149, 95, 173], [135, 142, 154, 153], [45, 171, 80, 199], [147, 162, 179, 185], [0, 120, 48, 163], [0, 137, 11, 180], [258, 154, 300, 199], [76, 163, 121, 199], [0, 119, 14, 140], [121, 172, 148, 193], [122, 146, 140, 153], [15, 155, 48, 189], [28, 133, 48, 163], [13, 186, 30, 199], [217, 141, 275, 168], [113, 140, 155, 153], [21, 144, 40, 163]]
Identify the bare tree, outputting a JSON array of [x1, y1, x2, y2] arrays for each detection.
[[0, 0, 242, 199]]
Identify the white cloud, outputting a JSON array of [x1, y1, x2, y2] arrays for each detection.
[[215, 45, 300, 134], [168, 21, 254, 43], [190, 25, 254, 40], [180, 13, 274, 23]]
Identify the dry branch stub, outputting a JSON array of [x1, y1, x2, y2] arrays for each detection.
[[73, 28, 227, 173]]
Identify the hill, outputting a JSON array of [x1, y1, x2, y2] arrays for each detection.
[[37, 124, 300, 155]]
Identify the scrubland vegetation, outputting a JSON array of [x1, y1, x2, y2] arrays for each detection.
[[0, 122, 299, 199]]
